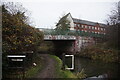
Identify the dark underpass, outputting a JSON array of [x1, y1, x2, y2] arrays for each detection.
[[44, 40, 75, 57]]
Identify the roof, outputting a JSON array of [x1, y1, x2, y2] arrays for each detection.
[[72, 18, 106, 27], [56, 13, 71, 26], [56, 13, 107, 27]]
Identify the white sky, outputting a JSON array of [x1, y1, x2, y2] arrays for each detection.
[[3, 0, 120, 29]]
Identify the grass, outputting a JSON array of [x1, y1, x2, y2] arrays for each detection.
[[76, 68, 87, 79], [25, 54, 43, 78], [25, 66, 41, 78], [49, 55, 77, 78], [26, 54, 77, 78]]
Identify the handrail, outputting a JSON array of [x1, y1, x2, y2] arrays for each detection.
[[43, 30, 105, 38]]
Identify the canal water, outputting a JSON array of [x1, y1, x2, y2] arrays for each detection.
[[65, 56, 119, 78]]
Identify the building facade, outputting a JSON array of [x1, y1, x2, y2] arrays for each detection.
[[65, 13, 106, 35]]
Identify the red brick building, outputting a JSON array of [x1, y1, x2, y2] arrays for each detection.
[[64, 13, 106, 35]]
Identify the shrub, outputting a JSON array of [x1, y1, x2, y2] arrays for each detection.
[[77, 43, 119, 63], [76, 68, 87, 79]]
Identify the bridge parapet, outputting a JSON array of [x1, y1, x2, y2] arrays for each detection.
[[44, 35, 76, 40]]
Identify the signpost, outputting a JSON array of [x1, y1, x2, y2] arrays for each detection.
[[7, 54, 26, 79]]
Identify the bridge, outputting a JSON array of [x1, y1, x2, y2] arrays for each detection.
[[39, 29, 104, 54]]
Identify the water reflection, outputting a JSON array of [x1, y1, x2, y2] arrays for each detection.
[[74, 56, 118, 78]]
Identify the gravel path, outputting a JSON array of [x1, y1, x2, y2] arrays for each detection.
[[34, 54, 56, 78]]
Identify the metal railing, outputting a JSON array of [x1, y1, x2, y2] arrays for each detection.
[[43, 29, 105, 38], [44, 35, 76, 40]]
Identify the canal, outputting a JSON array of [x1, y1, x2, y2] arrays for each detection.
[[65, 56, 119, 78]]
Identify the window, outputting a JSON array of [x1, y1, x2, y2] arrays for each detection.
[[89, 26, 91, 29], [85, 25, 87, 28], [85, 30, 87, 32], [95, 27, 97, 30], [98, 28, 100, 30], [92, 26, 94, 29], [103, 28, 105, 31], [74, 24, 77, 27], [78, 24, 81, 27], [81, 25, 84, 28], [79, 24, 81, 27], [101, 28, 103, 31]]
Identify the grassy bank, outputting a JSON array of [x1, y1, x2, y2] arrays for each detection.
[[76, 43, 119, 63], [25, 54, 43, 78], [49, 55, 77, 78]]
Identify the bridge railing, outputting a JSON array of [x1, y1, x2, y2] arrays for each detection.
[[44, 35, 76, 40], [43, 29, 105, 38]]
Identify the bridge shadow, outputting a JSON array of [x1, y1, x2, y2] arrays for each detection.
[[44, 40, 75, 58]]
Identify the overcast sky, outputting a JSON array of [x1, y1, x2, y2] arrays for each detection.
[[3, 0, 120, 29]]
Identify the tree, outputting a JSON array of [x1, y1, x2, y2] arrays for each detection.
[[2, 2, 43, 56], [106, 2, 120, 49], [55, 13, 70, 35], [107, 2, 120, 25]]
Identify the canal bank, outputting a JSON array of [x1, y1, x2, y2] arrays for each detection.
[[73, 56, 119, 78]]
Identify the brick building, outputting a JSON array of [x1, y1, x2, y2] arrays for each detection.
[[61, 13, 106, 35]]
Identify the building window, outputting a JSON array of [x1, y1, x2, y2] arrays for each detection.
[[103, 28, 105, 31], [101, 28, 103, 31], [85, 25, 87, 28], [77, 24, 79, 27], [89, 26, 91, 29], [85, 30, 87, 32], [98, 28, 100, 30], [74, 24, 77, 27], [92, 26, 94, 29], [79, 24, 81, 27], [81, 25, 84, 28], [95, 27, 97, 30]]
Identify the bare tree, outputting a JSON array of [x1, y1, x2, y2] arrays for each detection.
[[106, 1, 120, 49], [107, 2, 120, 25]]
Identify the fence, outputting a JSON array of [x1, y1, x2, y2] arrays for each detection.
[[43, 29, 105, 38]]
